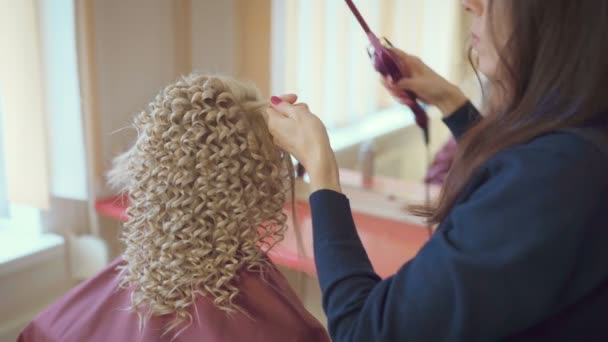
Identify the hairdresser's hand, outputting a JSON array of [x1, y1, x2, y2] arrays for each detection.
[[265, 95, 341, 193], [382, 48, 468, 117]]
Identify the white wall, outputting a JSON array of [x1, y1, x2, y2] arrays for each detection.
[[92, 0, 240, 190], [92, 0, 177, 178], [191, 0, 237, 75]]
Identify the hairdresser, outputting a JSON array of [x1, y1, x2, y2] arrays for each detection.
[[265, 0, 608, 340]]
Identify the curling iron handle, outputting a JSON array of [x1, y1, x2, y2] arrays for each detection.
[[396, 90, 429, 145]]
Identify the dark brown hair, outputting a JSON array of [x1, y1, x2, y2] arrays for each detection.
[[416, 0, 608, 224]]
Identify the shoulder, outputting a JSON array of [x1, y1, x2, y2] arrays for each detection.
[[483, 129, 608, 188], [453, 129, 608, 220], [525, 129, 608, 162], [445, 128, 608, 251]]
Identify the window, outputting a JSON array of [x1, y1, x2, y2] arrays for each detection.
[[0, 91, 42, 235], [0, 94, 8, 220], [0, 0, 76, 272], [0, 0, 50, 212], [271, 0, 466, 149], [0, 0, 51, 245]]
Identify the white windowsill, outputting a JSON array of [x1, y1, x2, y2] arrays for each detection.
[[328, 105, 418, 151], [0, 230, 65, 276]]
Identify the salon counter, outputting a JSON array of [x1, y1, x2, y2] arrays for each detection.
[[96, 169, 436, 279]]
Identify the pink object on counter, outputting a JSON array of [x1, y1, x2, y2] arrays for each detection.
[[18, 258, 329, 342], [424, 138, 458, 185]]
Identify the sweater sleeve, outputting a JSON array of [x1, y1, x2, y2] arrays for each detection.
[[443, 102, 481, 140], [310, 136, 606, 341]]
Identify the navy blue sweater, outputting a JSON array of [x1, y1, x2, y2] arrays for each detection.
[[310, 103, 608, 341]]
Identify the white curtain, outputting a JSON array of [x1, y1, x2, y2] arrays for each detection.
[[272, 0, 465, 129], [0, 96, 8, 217], [0, 0, 50, 209]]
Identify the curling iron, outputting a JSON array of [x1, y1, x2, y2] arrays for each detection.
[[345, 0, 433, 236], [344, 0, 429, 144]]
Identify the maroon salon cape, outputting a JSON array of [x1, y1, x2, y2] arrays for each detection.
[[18, 258, 329, 342]]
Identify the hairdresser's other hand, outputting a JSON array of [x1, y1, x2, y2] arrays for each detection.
[[382, 48, 468, 117], [266, 96, 341, 193]]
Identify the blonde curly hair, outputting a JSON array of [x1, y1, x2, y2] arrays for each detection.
[[109, 74, 296, 335]]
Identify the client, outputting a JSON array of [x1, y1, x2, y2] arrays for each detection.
[[18, 74, 329, 342]]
